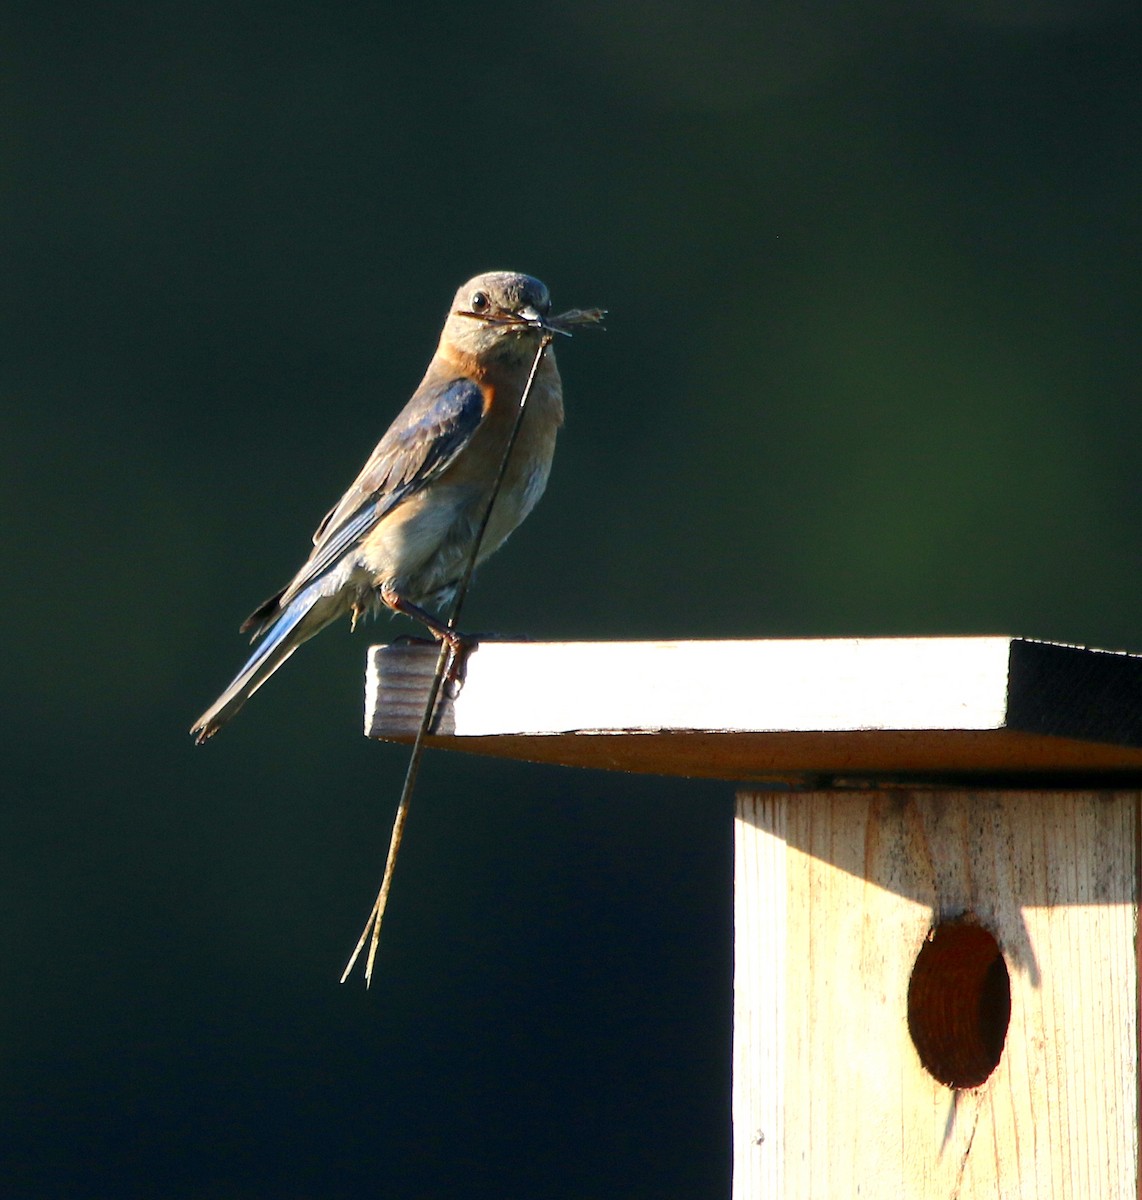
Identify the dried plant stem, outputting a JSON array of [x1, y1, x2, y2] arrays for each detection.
[[341, 334, 555, 987]]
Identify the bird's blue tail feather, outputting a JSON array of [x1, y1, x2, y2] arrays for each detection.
[[191, 584, 339, 743]]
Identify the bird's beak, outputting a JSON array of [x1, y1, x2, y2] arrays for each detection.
[[517, 304, 547, 327]]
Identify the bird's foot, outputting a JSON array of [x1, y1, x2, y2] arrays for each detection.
[[386, 631, 474, 697]]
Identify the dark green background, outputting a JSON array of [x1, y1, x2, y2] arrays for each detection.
[[5, 3, 1140, 1196]]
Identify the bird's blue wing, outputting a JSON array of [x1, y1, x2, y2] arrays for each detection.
[[244, 376, 486, 631], [314, 375, 486, 546]]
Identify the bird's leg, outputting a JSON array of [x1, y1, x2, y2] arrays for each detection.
[[378, 584, 463, 646], [379, 585, 476, 696]]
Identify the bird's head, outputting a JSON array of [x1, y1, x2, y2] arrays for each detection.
[[442, 271, 557, 362]]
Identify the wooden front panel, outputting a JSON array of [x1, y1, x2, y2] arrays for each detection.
[[733, 790, 1139, 1199]]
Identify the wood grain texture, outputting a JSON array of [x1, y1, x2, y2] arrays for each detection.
[[365, 639, 1142, 780], [733, 790, 1139, 1199]]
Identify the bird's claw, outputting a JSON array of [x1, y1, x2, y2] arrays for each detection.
[[442, 635, 477, 698]]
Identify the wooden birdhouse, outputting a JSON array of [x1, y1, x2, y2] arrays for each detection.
[[366, 635, 1142, 1199]]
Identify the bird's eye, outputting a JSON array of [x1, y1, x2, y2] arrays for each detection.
[[470, 291, 489, 311]]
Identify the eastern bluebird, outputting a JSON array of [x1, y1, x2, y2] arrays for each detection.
[[191, 270, 566, 744]]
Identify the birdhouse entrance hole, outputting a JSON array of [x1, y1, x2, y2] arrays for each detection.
[[907, 918, 1011, 1089]]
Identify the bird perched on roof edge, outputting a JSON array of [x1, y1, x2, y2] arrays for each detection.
[[191, 270, 567, 744]]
